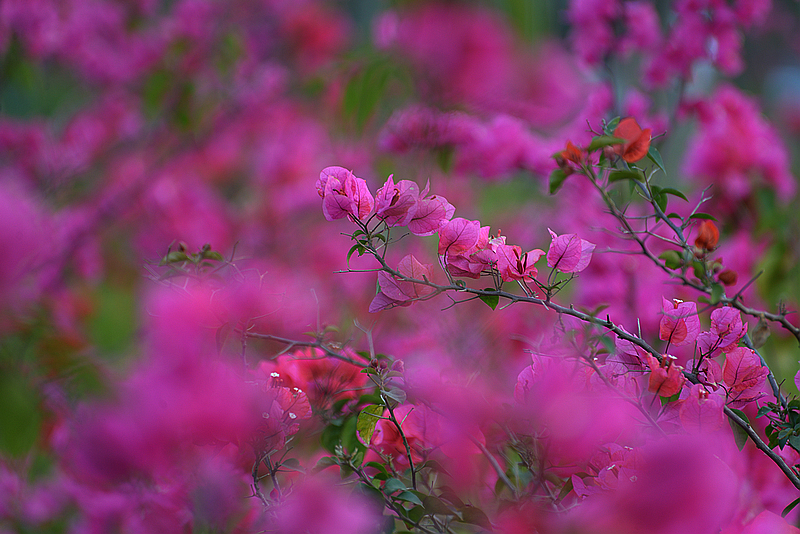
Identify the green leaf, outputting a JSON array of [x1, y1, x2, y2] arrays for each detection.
[[347, 244, 364, 263], [384, 387, 407, 404], [654, 190, 668, 213], [692, 260, 706, 280], [710, 283, 725, 305], [357, 405, 384, 445], [659, 187, 688, 202], [437, 146, 455, 173], [666, 212, 683, 219], [341, 415, 363, 455], [658, 250, 682, 270], [689, 213, 718, 221], [320, 421, 343, 454], [159, 250, 190, 265], [558, 477, 574, 501], [727, 408, 750, 451], [646, 146, 666, 174], [479, 289, 499, 310], [660, 391, 680, 405], [366, 461, 389, 477], [788, 434, 800, 451], [395, 491, 424, 506], [342, 60, 393, 131], [756, 405, 774, 418], [200, 249, 224, 261], [312, 456, 339, 472], [0, 372, 41, 457], [604, 116, 620, 134], [383, 478, 407, 494], [280, 457, 305, 473], [407, 505, 426, 524], [587, 135, 625, 152], [549, 168, 568, 195], [783, 497, 800, 518], [423, 495, 454, 516], [458, 505, 492, 529], [608, 169, 643, 183]]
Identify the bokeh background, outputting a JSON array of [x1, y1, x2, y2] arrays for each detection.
[[2, 0, 800, 531]]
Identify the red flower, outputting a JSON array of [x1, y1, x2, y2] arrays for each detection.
[[612, 117, 652, 163], [694, 220, 719, 251]]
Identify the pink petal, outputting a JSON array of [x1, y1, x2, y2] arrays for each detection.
[[438, 218, 481, 256], [408, 195, 454, 236]]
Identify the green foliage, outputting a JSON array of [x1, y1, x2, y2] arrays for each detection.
[[548, 168, 568, 195], [356, 404, 384, 445], [727, 408, 750, 451], [479, 288, 500, 310], [0, 371, 42, 457]]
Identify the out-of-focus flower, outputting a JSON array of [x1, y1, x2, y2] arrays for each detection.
[[695, 220, 720, 251], [612, 117, 651, 163], [270, 475, 381, 534]]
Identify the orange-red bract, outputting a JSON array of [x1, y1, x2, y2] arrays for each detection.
[[694, 220, 720, 251], [612, 117, 652, 163]]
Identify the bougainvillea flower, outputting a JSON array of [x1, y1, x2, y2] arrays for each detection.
[[678, 384, 725, 433], [612, 117, 651, 163], [317, 166, 374, 221], [438, 218, 481, 256], [407, 182, 455, 236], [659, 297, 700, 346], [495, 244, 545, 281], [369, 254, 435, 312], [374, 174, 420, 227], [560, 140, 584, 164], [694, 220, 719, 251], [698, 307, 747, 354], [546, 229, 595, 273], [646, 354, 686, 397], [441, 225, 497, 279], [613, 327, 649, 370], [557, 140, 585, 174], [265, 348, 368, 409], [722, 347, 768, 406]]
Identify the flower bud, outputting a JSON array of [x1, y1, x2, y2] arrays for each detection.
[[694, 221, 719, 251], [718, 269, 738, 286]]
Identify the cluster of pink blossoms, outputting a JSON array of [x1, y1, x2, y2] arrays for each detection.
[[317, 166, 596, 312]]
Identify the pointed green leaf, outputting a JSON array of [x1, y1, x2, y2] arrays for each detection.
[[710, 283, 725, 305], [479, 288, 499, 310], [357, 404, 384, 445], [605, 116, 620, 134], [587, 135, 625, 152], [658, 250, 682, 270], [313, 456, 338, 472], [783, 497, 800, 518], [608, 169, 643, 183], [458, 505, 492, 529], [384, 387, 407, 404], [423, 495, 454, 516], [396, 491, 424, 506], [647, 146, 666, 174], [660, 187, 688, 202], [689, 213, 717, 221], [201, 249, 224, 261], [549, 168, 568, 195], [160, 250, 190, 265], [728, 408, 750, 451], [383, 478, 407, 494]]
